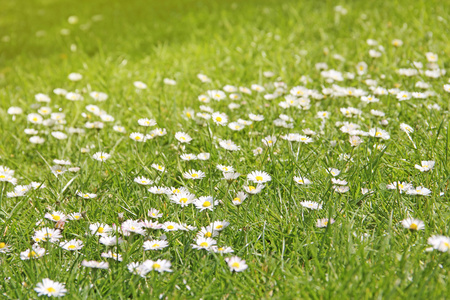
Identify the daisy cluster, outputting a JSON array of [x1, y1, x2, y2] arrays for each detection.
[[2, 10, 450, 298]]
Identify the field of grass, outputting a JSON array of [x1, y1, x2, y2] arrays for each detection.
[[1, 0, 450, 298]]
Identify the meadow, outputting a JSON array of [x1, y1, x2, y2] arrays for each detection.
[[0, 0, 450, 298]]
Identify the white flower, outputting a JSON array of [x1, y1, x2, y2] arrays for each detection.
[[34, 278, 67, 297], [65, 92, 83, 101], [316, 218, 335, 228], [101, 251, 123, 261], [300, 201, 322, 210], [219, 139, 240, 151], [326, 168, 340, 177], [401, 218, 425, 231], [20, 244, 46, 260], [163, 78, 176, 85], [427, 235, 450, 252], [212, 112, 228, 125], [406, 186, 432, 196], [60, 239, 83, 251], [415, 161, 434, 172], [143, 240, 169, 250], [133, 81, 147, 89], [232, 191, 248, 205], [183, 170, 205, 180], [92, 152, 111, 162], [192, 237, 217, 250], [82, 260, 109, 269], [143, 259, 173, 273], [175, 132, 192, 143], [247, 170, 271, 183], [90, 91, 108, 101], [138, 118, 157, 127], [207, 90, 226, 101], [134, 176, 153, 185], [400, 123, 414, 133], [225, 256, 248, 272], [194, 196, 219, 211], [293, 176, 311, 185]]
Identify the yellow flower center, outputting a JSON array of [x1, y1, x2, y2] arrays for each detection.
[[0, 175, 5, 179], [135, 136, 141, 140], [0, 243, 5, 248], [186, 112, 191, 118], [153, 263, 161, 269], [231, 262, 240, 268], [167, 225, 174, 229], [202, 201, 211, 207], [152, 244, 159, 248], [46, 287, 56, 293], [52, 215, 60, 221], [255, 176, 263, 181], [180, 197, 188, 203], [399, 184, 404, 189], [68, 245, 76, 249], [28, 251, 37, 257], [200, 242, 208, 247], [216, 225, 223, 229], [248, 186, 256, 191], [218, 247, 224, 251], [181, 136, 186, 140], [205, 232, 212, 238], [233, 197, 241, 202], [98, 227, 104, 233], [375, 132, 382, 137], [216, 117, 222, 122], [410, 223, 418, 230], [300, 137, 306, 141], [192, 173, 198, 177]]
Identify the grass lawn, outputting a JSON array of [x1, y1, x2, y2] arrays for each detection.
[[1, 0, 450, 298]]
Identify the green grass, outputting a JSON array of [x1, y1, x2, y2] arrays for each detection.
[[1, 0, 450, 298]]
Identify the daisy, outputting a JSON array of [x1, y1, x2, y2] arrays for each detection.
[[89, 223, 112, 236], [316, 218, 335, 228], [134, 176, 153, 185], [232, 191, 248, 205], [406, 186, 432, 196], [211, 246, 234, 254], [244, 184, 265, 194], [0, 242, 11, 253], [197, 153, 210, 160], [326, 168, 340, 177], [162, 222, 180, 231], [65, 92, 83, 101], [211, 112, 228, 126], [183, 169, 206, 180], [144, 259, 173, 273], [92, 152, 111, 162], [133, 81, 147, 89], [51, 132, 67, 140], [141, 220, 163, 230], [60, 239, 84, 251], [249, 113, 264, 121], [101, 251, 123, 261], [148, 186, 168, 194], [300, 201, 322, 210], [198, 94, 210, 103], [151, 163, 165, 172], [196, 226, 219, 238], [207, 90, 226, 101], [293, 176, 311, 185], [76, 191, 97, 199], [414, 161, 435, 172], [219, 139, 240, 151], [401, 218, 425, 231], [33, 228, 62, 243], [81, 260, 109, 269], [194, 196, 219, 211], [247, 170, 271, 183], [20, 244, 46, 260], [332, 178, 348, 186], [113, 125, 126, 133], [35, 93, 51, 103], [180, 153, 197, 161], [223, 172, 241, 182], [130, 132, 144, 142], [210, 221, 230, 231], [197, 74, 211, 83], [333, 186, 350, 193], [34, 278, 67, 297], [262, 136, 277, 147], [148, 208, 163, 219], [121, 220, 145, 235], [368, 128, 390, 140], [44, 211, 67, 222], [99, 235, 123, 246], [138, 118, 157, 127], [175, 132, 192, 143], [192, 237, 217, 250], [143, 240, 169, 250], [400, 123, 414, 133], [386, 181, 413, 193], [217, 164, 234, 172], [225, 256, 248, 272], [228, 122, 244, 131], [427, 235, 450, 252]]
